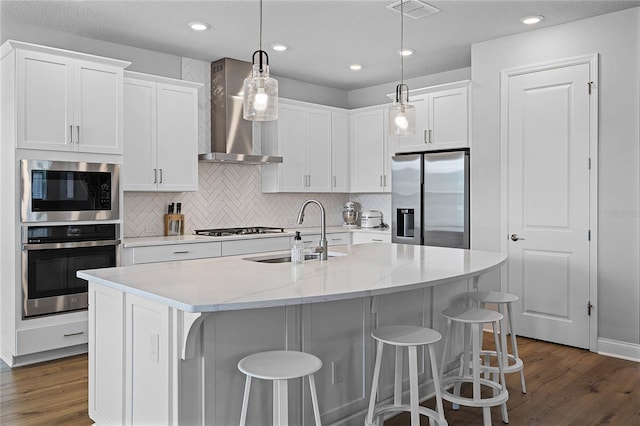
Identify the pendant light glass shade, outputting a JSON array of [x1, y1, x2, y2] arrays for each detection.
[[243, 50, 278, 121], [389, 83, 415, 136], [243, 0, 278, 121]]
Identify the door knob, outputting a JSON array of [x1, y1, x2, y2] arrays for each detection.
[[510, 234, 525, 241]]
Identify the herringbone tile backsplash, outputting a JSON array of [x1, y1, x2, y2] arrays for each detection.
[[122, 58, 390, 237]]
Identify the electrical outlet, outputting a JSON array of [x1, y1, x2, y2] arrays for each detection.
[[332, 359, 344, 384], [145, 223, 158, 234], [150, 333, 159, 363]]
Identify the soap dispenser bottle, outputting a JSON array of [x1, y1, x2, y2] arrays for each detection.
[[292, 231, 304, 264]]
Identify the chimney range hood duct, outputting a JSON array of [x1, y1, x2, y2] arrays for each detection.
[[199, 57, 283, 164]]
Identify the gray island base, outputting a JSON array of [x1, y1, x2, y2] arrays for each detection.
[[78, 243, 506, 425]]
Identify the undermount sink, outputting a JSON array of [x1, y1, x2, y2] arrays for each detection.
[[245, 252, 347, 264]]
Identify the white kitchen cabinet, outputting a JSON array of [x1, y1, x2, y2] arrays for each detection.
[[262, 99, 349, 193], [349, 106, 391, 193], [390, 81, 470, 154], [123, 241, 222, 265], [221, 236, 290, 257], [297, 232, 350, 248], [351, 231, 391, 245], [10, 42, 130, 154], [123, 72, 201, 192], [331, 111, 350, 192]]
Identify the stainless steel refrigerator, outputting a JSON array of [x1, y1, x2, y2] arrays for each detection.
[[391, 149, 470, 249]]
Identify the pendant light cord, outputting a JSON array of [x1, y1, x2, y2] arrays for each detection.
[[259, 0, 263, 51], [400, 0, 404, 88]]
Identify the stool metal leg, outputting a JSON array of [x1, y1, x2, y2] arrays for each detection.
[[239, 375, 252, 426], [308, 374, 322, 426], [394, 345, 403, 407], [408, 346, 420, 426], [366, 340, 385, 426], [507, 302, 526, 393], [492, 321, 509, 424], [273, 379, 288, 426], [428, 344, 447, 426]]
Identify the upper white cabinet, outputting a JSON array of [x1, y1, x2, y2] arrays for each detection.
[[123, 72, 201, 192], [390, 81, 470, 154], [349, 106, 391, 193], [6, 42, 130, 154], [262, 99, 348, 193], [331, 111, 350, 192]]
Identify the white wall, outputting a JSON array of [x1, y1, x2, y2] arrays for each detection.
[[471, 7, 640, 346]]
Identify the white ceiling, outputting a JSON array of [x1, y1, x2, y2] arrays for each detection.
[[2, 0, 638, 90]]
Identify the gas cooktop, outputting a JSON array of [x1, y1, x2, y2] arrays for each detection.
[[194, 227, 285, 237]]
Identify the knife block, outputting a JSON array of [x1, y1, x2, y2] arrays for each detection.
[[164, 214, 184, 236]]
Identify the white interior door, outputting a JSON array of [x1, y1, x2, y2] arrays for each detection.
[[507, 61, 593, 349]]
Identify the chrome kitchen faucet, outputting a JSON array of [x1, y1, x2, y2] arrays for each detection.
[[296, 199, 328, 260]]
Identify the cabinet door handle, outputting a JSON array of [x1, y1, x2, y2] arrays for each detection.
[[159, 169, 163, 183], [383, 175, 387, 187], [380, 175, 383, 187], [76, 126, 80, 144], [307, 175, 311, 187], [173, 250, 189, 254], [69, 125, 73, 144], [153, 169, 158, 183], [372, 239, 384, 242], [428, 129, 432, 144], [64, 331, 84, 337], [424, 129, 428, 144]]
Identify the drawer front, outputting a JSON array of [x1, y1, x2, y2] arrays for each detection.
[[221, 237, 290, 257], [351, 232, 391, 245], [16, 320, 88, 355], [132, 242, 222, 264], [300, 232, 351, 246]]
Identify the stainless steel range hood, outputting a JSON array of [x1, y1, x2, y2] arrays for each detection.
[[199, 58, 283, 164]]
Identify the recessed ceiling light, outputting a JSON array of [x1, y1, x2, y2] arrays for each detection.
[[397, 48, 415, 56], [350, 64, 363, 71], [271, 43, 288, 52], [189, 22, 210, 31], [520, 15, 544, 25]]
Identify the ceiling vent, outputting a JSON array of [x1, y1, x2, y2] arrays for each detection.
[[387, 0, 440, 20]]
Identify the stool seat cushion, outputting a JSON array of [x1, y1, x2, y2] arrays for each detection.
[[371, 325, 442, 346], [467, 291, 519, 304], [442, 307, 503, 323], [238, 350, 322, 380]]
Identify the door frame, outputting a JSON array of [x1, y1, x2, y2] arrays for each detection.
[[499, 54, 599, 351]]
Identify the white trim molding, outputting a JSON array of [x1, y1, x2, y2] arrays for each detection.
[[598, 338, 640, 363]]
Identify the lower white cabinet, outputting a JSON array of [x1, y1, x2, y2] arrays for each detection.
[[297, 232, 350, 247], [351, 232, 391, 245], [15, 319, 88, 355], [221, 237, 290, 257], [124, 242, 222, 265]]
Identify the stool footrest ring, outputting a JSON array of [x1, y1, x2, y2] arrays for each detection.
[[367, 403, 448, 426], [441, 376, 509, 407]]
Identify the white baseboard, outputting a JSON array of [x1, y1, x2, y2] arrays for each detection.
[[597, 338, 640, 362]]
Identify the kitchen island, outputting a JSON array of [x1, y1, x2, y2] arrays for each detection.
[[78, 243, 506, 425]]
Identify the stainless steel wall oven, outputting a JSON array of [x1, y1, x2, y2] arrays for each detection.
[[21, 159, 120, 222], [22, 224, 120, 318]]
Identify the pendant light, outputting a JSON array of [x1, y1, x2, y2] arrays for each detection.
[[389, 0, 415, 136], [243, 0, 278, 121]]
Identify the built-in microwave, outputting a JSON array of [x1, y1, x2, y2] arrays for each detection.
[[21, 160, 120, 222]]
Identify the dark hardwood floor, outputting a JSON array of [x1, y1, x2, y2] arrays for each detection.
[[1, 336, 639, 425]]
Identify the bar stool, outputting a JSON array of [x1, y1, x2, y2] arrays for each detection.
[[238, 350, 322, 426], [440, 307, 509, 426], [467, 291, 526, 393], [366, 325, 447, 426]]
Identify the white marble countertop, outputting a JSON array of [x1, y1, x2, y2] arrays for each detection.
[[123, 226, 390, 248], [78, 243, 506, 313]]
